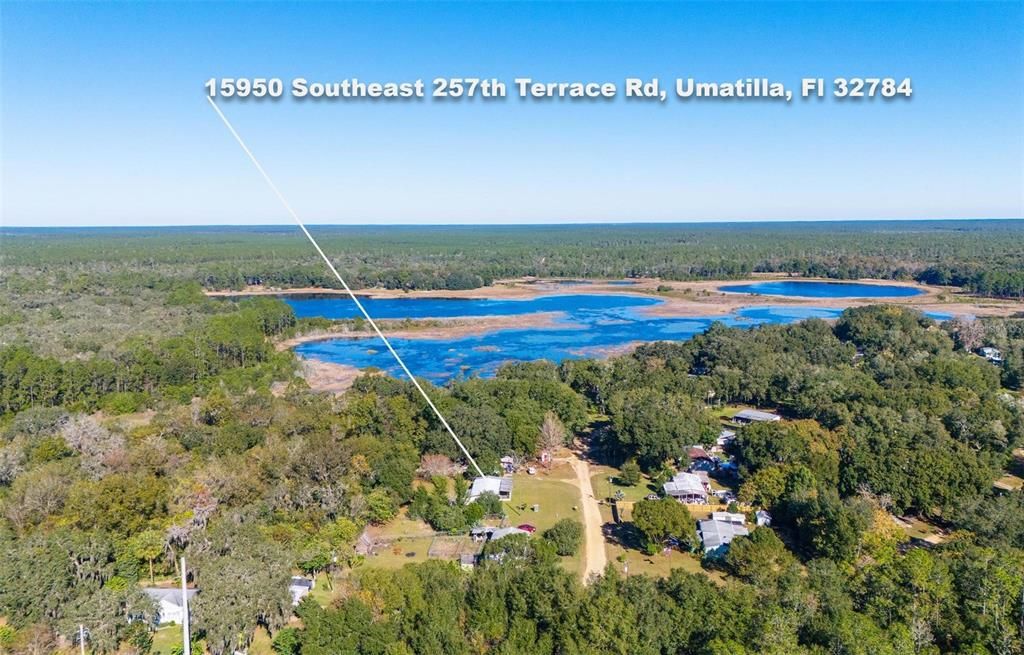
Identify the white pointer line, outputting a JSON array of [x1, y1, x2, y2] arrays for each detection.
[[206, 96, 485, 479]]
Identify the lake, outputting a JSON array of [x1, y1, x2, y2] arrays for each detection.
[[718, 280, 924, 298], [286, 293, 944, 383]]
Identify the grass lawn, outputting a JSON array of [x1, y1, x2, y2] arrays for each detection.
[[709, 405, 744, 420], [895, 515, 946, 544], [503, 472, 585, 577], [1000, 449, 1024, 491], [591, 469, 727, 584], [607, 543, 726, 583], [372, 508, 436, 539], [994, 474, 1024, 491], [589, 464, 659, 503], [504, 473, 582, 533], [537, 458, 578, 482], [354, 474, 585, 576], [307, 571, 346, 607], [600, 514, 727, 585], [150, 625, 193, 655], [360, 536, 434, 569], [248, 627, 274, 655], [355, 507, 438, 569]]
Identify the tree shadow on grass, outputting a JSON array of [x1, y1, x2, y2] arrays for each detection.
[[602, 521, 646, 552]]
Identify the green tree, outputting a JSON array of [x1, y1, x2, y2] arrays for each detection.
[[608, 389, 718, 469], [619, 459, 642, 486], [543, 519, 584, 556], [191, 522, 293, 655], [128, 529, 166, 584], [632, 499, 698, 552], [724, 528, 798, 588]]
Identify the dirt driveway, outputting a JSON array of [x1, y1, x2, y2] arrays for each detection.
[[564, 453, 608, 581]]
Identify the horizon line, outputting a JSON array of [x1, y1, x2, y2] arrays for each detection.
[[3, 217, 1024, 230]]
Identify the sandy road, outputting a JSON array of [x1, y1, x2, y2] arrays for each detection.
[[566, 454, 608, 581]]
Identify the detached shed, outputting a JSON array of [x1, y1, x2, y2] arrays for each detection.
[[288, 576, 315, 606]]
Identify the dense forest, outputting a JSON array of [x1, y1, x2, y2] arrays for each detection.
[[1, 224, 1024, 654], [4, 221, 1024, 298]]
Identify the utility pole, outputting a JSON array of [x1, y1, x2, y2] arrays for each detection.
[[180, 556, 191, 655], [79, 624, 86, 655]]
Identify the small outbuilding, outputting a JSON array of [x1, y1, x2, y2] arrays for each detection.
[[288, 576, 315, 606], [979, 347, 1004, 363], [711, 511, 746, 525]]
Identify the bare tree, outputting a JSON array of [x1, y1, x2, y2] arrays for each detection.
[[60, 415, 125, 479], [948, 316, 986, 352], [538, 412, 567, 460], [0, 441, 26, 486], [419, 453, 460, 478]]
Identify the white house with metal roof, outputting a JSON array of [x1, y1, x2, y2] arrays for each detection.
[[467, 476, 513, 503], [663, 472, 708, 504], [698, 519, 750, 556], [733, 409, 781, 424], [489, 526, 529, 541], [143, 587, 196, 626]]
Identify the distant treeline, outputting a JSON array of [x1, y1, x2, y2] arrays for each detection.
[[0, 297, 296, 415], [918, 265, 1024, 300], [4, 221, 1023, 297]]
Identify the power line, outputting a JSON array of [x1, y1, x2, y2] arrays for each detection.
[[205, 96, 485, 478]]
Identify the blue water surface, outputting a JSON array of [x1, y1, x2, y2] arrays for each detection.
[[719, 281, 924, 298], [288, 294, 932, 384]]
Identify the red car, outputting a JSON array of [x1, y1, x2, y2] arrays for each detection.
[[517, 524, 537, 534]]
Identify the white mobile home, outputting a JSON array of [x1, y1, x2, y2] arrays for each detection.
[[733, 409, 781, 424], [467, 476, 513, 503]]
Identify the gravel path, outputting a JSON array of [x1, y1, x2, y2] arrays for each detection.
[[566, 454, 608, 581]]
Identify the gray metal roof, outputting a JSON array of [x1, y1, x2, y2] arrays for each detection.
[[698, 520, 749, 549], [663, 472, 705, 496], [734, 409, 781, 422], [143, 587, 197, 608], [490, 526, 528, 541], [469, 476, 512, 498]]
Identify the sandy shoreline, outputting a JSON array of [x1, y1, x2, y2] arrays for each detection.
[[276, 311, 570, 350], [216, 275, 1023, 320], [294, 358, 364, 395]]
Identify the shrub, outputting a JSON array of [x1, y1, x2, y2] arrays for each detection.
[[543, 518, 584, 556], [619, 460, 642, 486], [272, 627, 300, 655], [99, 391, 149, 415]]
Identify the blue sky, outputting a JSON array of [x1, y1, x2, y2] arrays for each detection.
[[2, 1, 1022, 226]]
